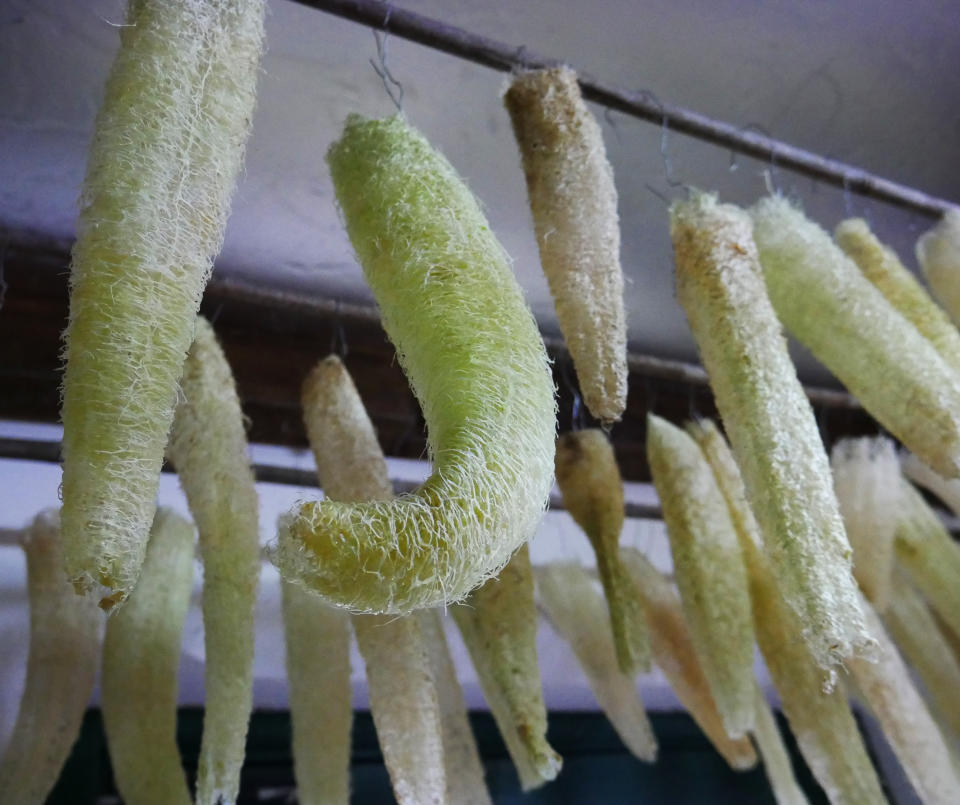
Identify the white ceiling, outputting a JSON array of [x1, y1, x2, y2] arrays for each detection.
[[3, 0, 959, 382]]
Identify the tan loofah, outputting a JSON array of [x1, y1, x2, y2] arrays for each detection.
[[504, 67, 627, 423], [671, 193, 869, 672], [0, 511, 101, 805], [554, 429, 650, 674], [276, 115, 556, 614], [750, 196, 960, 479], [166, 316, 259, 805], [60, 0, 265, 605], [835, 217, 960, 374], [750, 687, 810, 805], [453, 545, 561, 790], [916, 209, 960, 327], [101, 508, 195, 805], [646, 415, 755, 738]]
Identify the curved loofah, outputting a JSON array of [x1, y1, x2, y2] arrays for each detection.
[[452, 545, 561, 790], [554, 429, 650, 674], [0, 511, 101, 805], [646, 415, 755, 738], [619, 548, 758, 771], [60, 0, 265, 605], [300, 355, 446, 805], [166, 316, 259, 805], [902, 450, 960, 516], [535, 563, 657, 763], [916, 209, 960, 327], [504, 67, 627, 423], [101, 508, 195, 805], [750, 196, 960, 479], [750, 687, 810, 805], [670, 193, 869, 672], [830, 437, 900, 610], [275, 115, 556, 614], [835, 217, 960, 374]]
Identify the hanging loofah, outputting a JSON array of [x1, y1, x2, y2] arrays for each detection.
[[835, 217, 960, 374], [750, 687, 811, 805], [452, 545, 561, 790], [750, 196, 960, 479], [670, 193, 869, 672], [0, 511, 101, 805], [916, 209, 960, 327], [902, 450, 960, 516], [504, 66, 627, 424], [166, 316, 259, 805], [830, 436, 900, 610], [554, 429, 650, 674], [274, 115, 556, 614], [646, 415, 755, 738], [60, 0, 265, 606], [101, 508, 195, 805]]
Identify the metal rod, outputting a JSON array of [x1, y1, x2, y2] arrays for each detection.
[[292, 0, 957, 218]]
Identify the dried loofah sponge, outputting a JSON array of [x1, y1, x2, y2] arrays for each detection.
[[0, 511, 101, 805], [166, 316, 259, 805], [750, 196, 960, 479], [916, 209, 960, 327], [670, 192, 869, 672], [60, 0, 265, 606], [504, 67, 627, 424], [902, 450, 960, 517], [646, 415, 755, 739], [554, 429, 650, 674], [275, 115, 556, 614], [835, 217, 960, 375]]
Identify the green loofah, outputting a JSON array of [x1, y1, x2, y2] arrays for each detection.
[[916, 209, 960, 327], [60, 0, 264, 606], [275, 115, 556, 614]]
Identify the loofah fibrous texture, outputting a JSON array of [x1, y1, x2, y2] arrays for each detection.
[[750, 196, 960, 479], [300, 355, 446, 805], [836, 217, 960, 375], [830, 436, 900, 610], [619, 548, 758, 771], [503, 67, 627, 423], [165, 316, 259, 805], [646, 415, 755, 738], [274, 115, 556, 614], [0, 511, 101, 805], [916, 209, 960, 327], [452, 545, 562, 790], [535, 562, 658, 763], [101, 508, 195, 805], [554, 429, 650, 674], [670, 193, 869, 672], [60, 0, 265, 606]]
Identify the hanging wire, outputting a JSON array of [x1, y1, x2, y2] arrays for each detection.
[[369, 1, 404, 111], [329, 300, 349, 357]]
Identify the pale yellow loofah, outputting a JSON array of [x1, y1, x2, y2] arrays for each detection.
[[670, 194, 868, 672], [750, 687, 810, 805], [276, 115, 556, 614], [60, 0, 264, 605], [916, 209, 960, 327], [902, 450, 960, 516], [504, 67, 627, 423]]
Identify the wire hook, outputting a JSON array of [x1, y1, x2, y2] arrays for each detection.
[[370, 1, 404, 112]]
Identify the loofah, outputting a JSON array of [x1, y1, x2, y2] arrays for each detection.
[[503, 67, 627, 423], [535, 563, 657, 762], [416, 609, 492, 805], [894, 477, 960, 638], [300, 355, 446, 805], [619, 548, 758, 771], [452, 545, 561, 790], [554, 429, 650, 674], [845, 596, 960, 804], [0, 511, 100, 805], [60, 0, 265, 606], [902, 450, 960, 516], [830, 437, 900, 610], [835, 218, 960, 375], [275, 115, 556, 614], [166, 316, 259, 805], [750, 687, 810, 805], [281, 581, 352, 805], [101, 508, 195, 805], [671, 193, 869, 672], [646, 415, 755, 738], [750, 196, 960, 479], [916, 209, 960, 326]]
